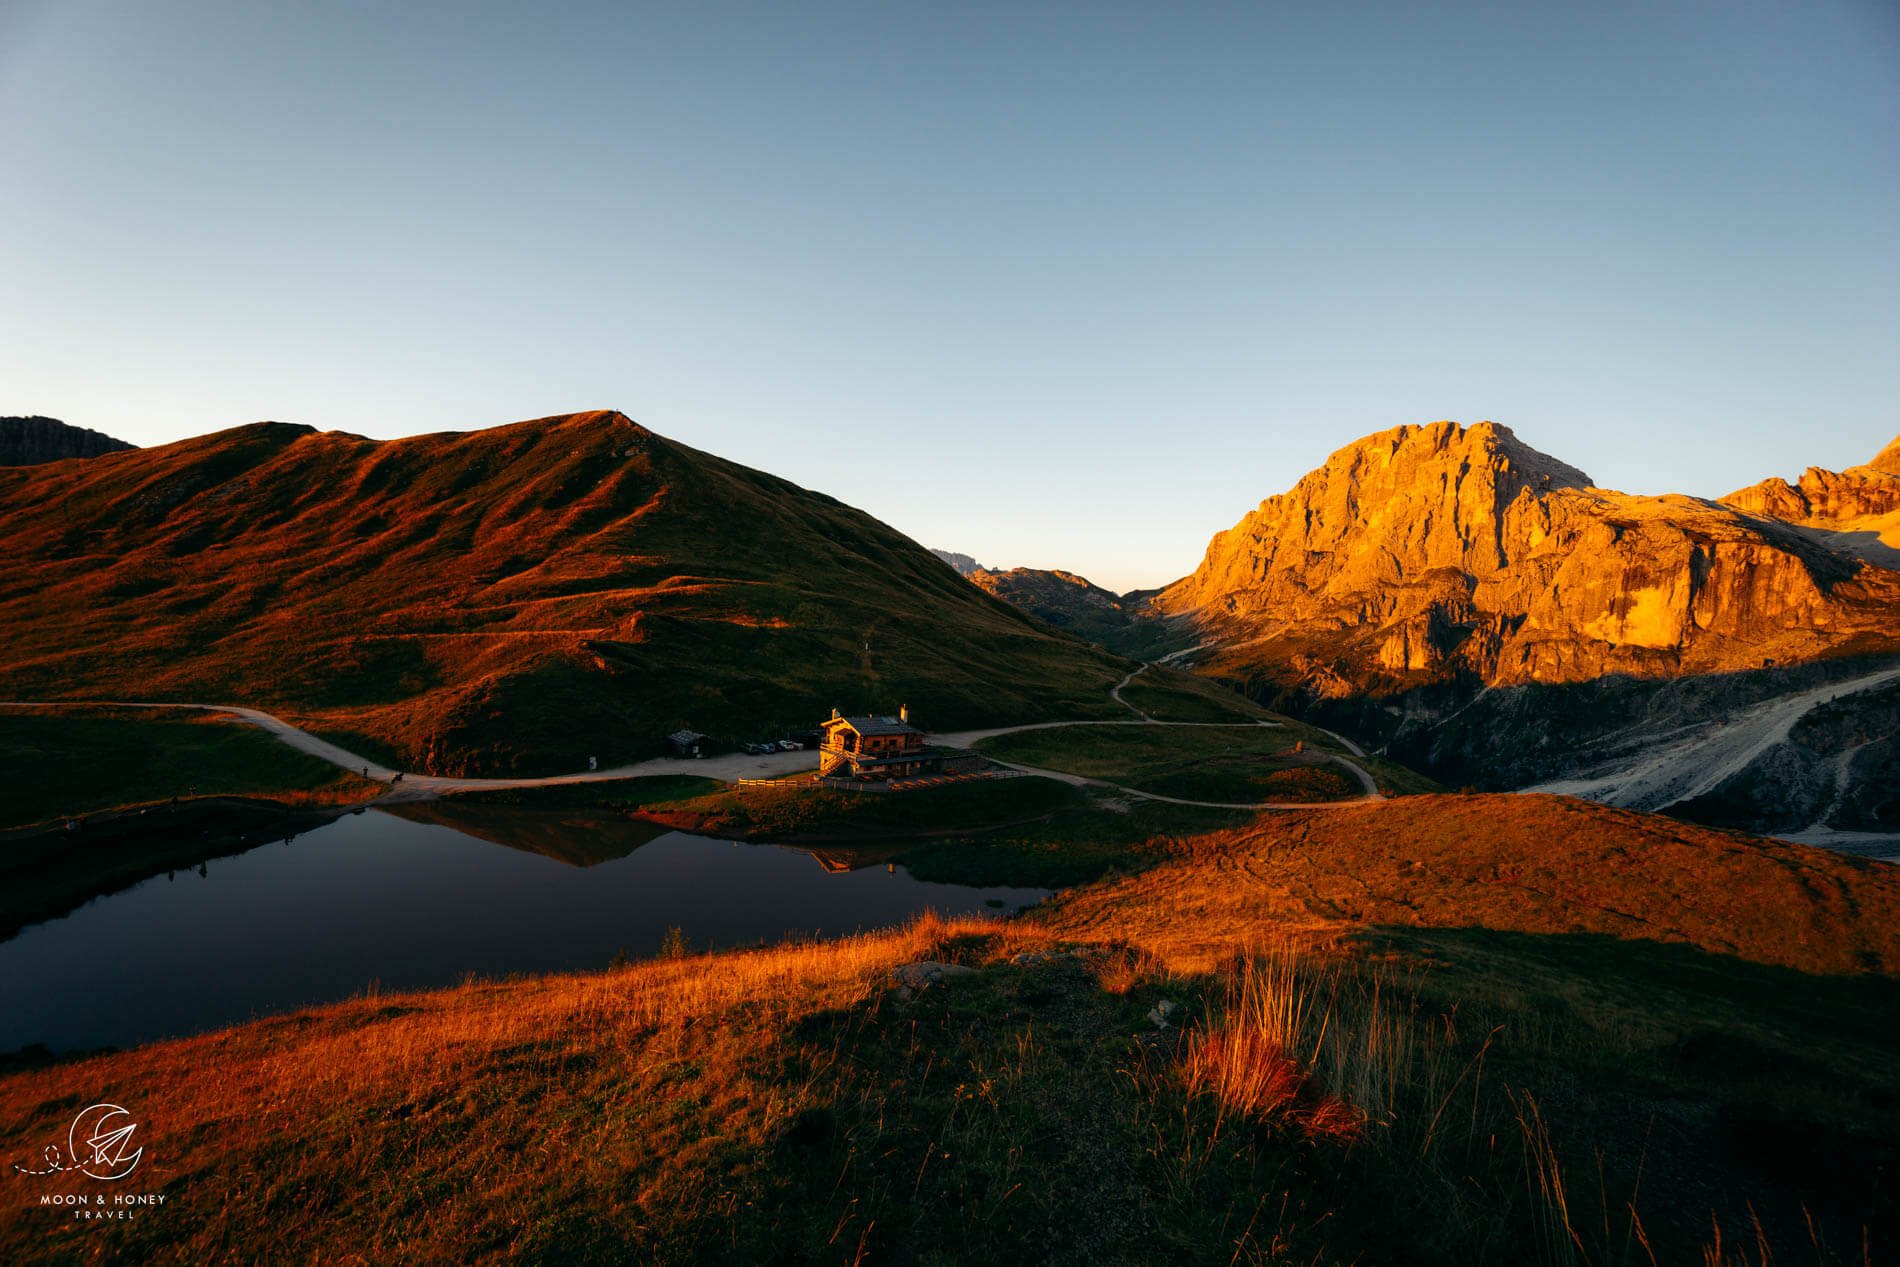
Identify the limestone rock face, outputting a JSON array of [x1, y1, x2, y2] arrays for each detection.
[[1154, 422, 1900, 692], [931, 549, 986, 577], [968, 567, 1126, 627], [1721, 437, 1900, 569], [1168, 421, 1590, 614]]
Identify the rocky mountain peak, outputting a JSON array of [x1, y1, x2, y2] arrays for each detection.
[[1164, 421, 1594, 620], [1851, 433, 1900, 479], [1721, 433, 1900, 543], [1337, 420, 1593, 495], [961, 563, 1134, 642], [1154, 418, 1900, 692], [932, 549, 985, 577]]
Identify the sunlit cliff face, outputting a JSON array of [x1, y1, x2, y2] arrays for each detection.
[[1154, 421, 1900, 690], [1721, 436, 1900, 570]]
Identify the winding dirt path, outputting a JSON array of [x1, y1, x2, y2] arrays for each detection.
[[5, 686, 1386, 812], [934, 672, 1383, 809], [0, 701, 820, 801], [1110, 664, 1154, 720], [929, 717, 1279, 748]]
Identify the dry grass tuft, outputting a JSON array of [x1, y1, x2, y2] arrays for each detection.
[[1090, 945, 1166, 996], [1178, 953, 1366, 1141]]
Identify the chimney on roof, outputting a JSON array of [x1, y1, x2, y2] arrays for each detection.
[[831, 707, 840, 719], [899, 704, 909, 724]]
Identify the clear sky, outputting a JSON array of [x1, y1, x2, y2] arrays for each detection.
[[3, 1, 1896, 591]]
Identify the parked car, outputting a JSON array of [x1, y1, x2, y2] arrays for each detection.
[[775, 739, 801, 752], [744, 742, 774, 755]]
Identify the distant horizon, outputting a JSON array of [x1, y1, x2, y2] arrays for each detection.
[[5, 1, 1896, 591], [12, 404, 1895, 593]]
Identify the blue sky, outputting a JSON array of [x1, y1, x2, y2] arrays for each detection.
[[3, 1, 1896, 590]]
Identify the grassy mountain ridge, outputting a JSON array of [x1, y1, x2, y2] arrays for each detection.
[[0, 410, 1130, 773]]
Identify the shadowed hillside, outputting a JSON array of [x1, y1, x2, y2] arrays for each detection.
[[0, 416, 133, 466], [0, 410, 1131, 774]]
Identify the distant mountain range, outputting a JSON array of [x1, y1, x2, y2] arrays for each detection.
[[931, 549, 985, 577], [9, 401, 1895, 834], [931, 550, 1155, 653], [940, 423, 1900, 839], [1723, 434, 1900, 569], [0, 416, 134, 466], [0, 410, 1129, 775]]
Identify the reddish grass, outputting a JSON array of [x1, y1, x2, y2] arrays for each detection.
[[1034, 793, 1900, 975], [0, 411, 1129, 775], [1177, 952, 1382, 1143]]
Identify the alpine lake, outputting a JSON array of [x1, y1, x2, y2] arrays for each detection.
[[0, 800, 1049, 1053]]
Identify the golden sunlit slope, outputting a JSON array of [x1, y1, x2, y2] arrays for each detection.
[[0, 411, 1130, 773], [1034, 793, 1900, 975]]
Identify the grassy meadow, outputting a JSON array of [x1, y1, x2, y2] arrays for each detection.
[[975, 722, 1371, 803], [1038, 794, 1900, 974], [0, 706, 378, 831], [1, 793, 1896, 1263], [1116, 664, 1277, 722]]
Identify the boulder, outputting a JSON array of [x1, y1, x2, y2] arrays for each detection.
[[891, 961, 979, 991]]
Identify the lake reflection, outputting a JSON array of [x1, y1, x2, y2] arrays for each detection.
[[0, 806, 1049, 1052]]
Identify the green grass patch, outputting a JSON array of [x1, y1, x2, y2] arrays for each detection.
[[440, 775, 727, 812], [0, 707, 377, 831], [897, 798, 1248, 887], [7, 914, 1889, 1263], [1117, 665, 1273, 723], [667, 774, 1084, 839], [300, 725, 408, 772], [1142, 929, 1900, 1265], [1357, 753, 1443, 796], [977, 723, 1367, 803]]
